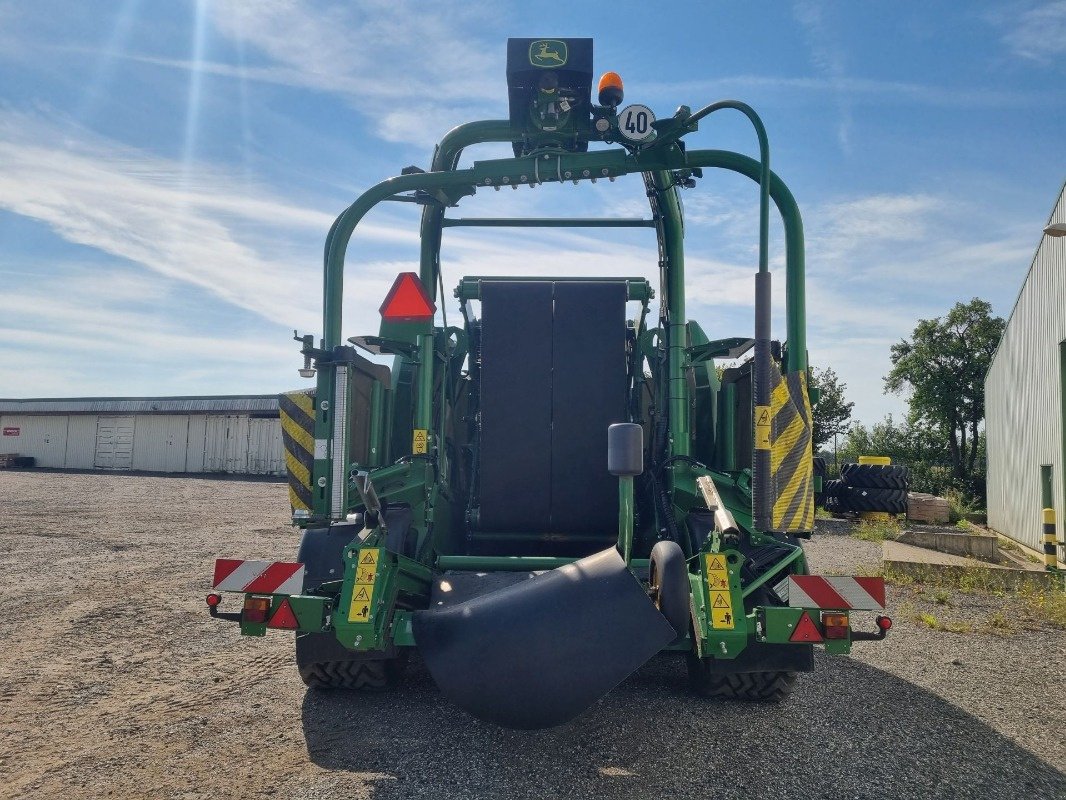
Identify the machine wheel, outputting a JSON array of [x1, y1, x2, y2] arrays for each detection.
[[648, 540, 690, 636], [296, 633, 407, 690], [842, 486, 907, 514], [686, 657, 797, 702], [841, 463, 910, 490]]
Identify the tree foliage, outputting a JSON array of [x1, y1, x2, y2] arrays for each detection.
[[810, 366, 854, 451], [884, 299, 1004, 487], [836, 415, 978, 497]]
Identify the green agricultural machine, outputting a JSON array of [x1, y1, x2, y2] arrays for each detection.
[[208, 38, 891, 729]]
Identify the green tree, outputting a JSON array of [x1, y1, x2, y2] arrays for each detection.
[[884, 299, 1004, 488], [838, 415, 954, 495], [810, 366, 854, 451]]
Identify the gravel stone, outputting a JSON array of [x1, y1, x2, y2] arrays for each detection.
[[0, 472, 1062, 799]]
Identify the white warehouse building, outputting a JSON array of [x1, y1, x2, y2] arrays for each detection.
[[985, 180, 1065, 560], [0, 396, 285, 475]]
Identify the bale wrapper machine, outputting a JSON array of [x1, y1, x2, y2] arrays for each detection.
[[207, 38, 891, 729]]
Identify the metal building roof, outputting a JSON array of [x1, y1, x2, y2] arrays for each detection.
[[0, 395, 281, 415]]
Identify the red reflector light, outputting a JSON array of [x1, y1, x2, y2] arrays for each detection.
[[789, 611, 824, 643], [821, 611, 849, 639], [267, 598, 299, 630], [206, 593, 222, 608], [876, 615, 893, 631], [243, 595, 271, 624], [379, 272, 436, 322]]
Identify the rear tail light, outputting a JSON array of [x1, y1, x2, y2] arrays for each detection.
[[821, 611, 850, 639], [876, 615, 892, 631], [206, 593, 222, 608], [243, 595, 271, 624]]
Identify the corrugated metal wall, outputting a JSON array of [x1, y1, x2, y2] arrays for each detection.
[[0, 413, 285, 476], [985, 183, 1066, 552]]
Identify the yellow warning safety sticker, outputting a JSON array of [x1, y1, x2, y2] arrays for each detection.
[[705, 553, 730, 591], [412, 429, 428, 454], [755, 405, 771, 450], [710, 590, 731, 609], [711, 606, 735, 629], [348, 581, 376, 622], [359, 548, 379, 567], [349, 548, 380, 622]]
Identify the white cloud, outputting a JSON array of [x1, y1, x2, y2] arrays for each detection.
[[1002, 1, 1066, 63], [0, 110, 430, 334], [126, 0, 505, 148]]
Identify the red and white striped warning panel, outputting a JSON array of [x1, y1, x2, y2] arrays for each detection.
[[213, 559, 305, 595], [786, 575, 885, 610]]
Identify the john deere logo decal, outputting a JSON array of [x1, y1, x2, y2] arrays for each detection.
[[529, 40, 567, 67]]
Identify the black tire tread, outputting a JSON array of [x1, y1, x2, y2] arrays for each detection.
[[841, 462, 911, 490], [842, 485, 907, 514], [298, 657, 403, 690], [649, 540, 691, 637], [688, 662, 797, 702]]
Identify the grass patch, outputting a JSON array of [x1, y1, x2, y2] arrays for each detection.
[[914, 611, 973, 633], [815, 507, 833, 520], [1017, 583, 1066, 629], [985, 611, 1013, 634], [932, 588, 952, 606], [853, 519, 902, 543]]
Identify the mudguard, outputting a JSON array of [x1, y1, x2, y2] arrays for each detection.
[[413, 546, 676, 729]]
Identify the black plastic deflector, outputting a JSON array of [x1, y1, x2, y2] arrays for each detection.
[[413, 547, 676, 729]]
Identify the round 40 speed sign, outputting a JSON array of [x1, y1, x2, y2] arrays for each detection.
[[617, 104, 656, 142]]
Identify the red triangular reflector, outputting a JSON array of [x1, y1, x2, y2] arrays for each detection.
[[789, 611, 823, 643], [379, 272, 436, 322], [267, 598, 299, 630]]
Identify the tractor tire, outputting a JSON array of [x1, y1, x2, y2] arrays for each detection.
[[813, 456, 827, 478], [824, 479, 844, 500], [824, 493, 852, 514], [649, 540, 690, 637], [841, 462, 910, 490], [841, 486, 907, 515], [296, 633, 407, 690], [686, 658, 797, 702]]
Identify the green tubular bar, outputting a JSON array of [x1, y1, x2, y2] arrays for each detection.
[[319, 146, 806, 369], [315, 119, 808, 520], [740, 545, 805, 599], [435, 556, 654, 572]]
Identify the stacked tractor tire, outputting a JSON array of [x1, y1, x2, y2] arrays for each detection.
[[823, 463, 910, 515]]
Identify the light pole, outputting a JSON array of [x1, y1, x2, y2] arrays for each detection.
[[1043, 222, 1066, 237]]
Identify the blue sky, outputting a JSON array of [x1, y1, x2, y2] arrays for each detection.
[[1, 1, 1064, 427]]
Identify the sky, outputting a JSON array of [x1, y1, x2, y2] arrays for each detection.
[[1, 1, 1064, 427]]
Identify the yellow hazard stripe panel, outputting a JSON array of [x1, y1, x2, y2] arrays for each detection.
[[767, 366, 814, 532], [279, 390, 315, 512]]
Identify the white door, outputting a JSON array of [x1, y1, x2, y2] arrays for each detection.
[[246, 418, 284, 474], [133, 416, 190, 472], [95, 417, 135, 469], [0, 415, 70, 467], [204, 415, 249, 473]]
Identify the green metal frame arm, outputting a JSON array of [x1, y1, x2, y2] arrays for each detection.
[[685, 149, 807, 372], [322, 168, 475, 349], [683, 102, 770, 277], [420, 121, 515, 299], [740, 545, 805, 599]]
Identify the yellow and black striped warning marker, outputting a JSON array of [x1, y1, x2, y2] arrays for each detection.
[[1044, 507, 1058, 569], [756, 363, 814, 533], [279, 389, 315, 512]]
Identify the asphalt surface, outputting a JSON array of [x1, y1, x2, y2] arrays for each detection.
[[0, 471, 1063, 800]]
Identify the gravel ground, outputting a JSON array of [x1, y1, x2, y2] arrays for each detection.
[[0, 471, 1063, 800]]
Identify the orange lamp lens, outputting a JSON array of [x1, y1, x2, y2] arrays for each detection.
[[598, 71, 623, 93]]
